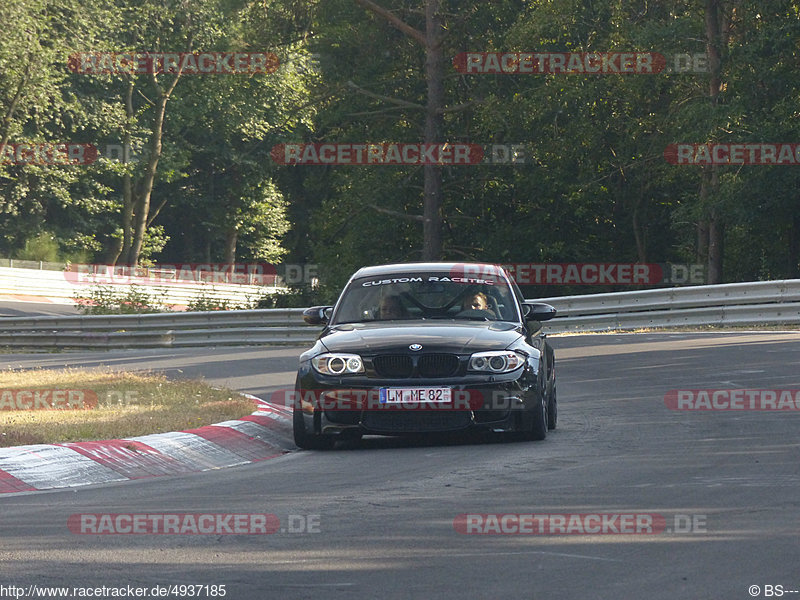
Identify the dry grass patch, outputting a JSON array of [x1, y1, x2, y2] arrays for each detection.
[[0, 368, 256, 447]]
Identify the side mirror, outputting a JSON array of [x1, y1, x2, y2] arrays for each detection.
[[522, 302, 557, 322], [303, 306, 332, 325]]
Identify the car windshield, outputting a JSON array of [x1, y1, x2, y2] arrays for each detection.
[[331, 272, 520, 324]]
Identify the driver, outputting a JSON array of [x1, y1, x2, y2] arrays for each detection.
[[377, 295, 408, 319]]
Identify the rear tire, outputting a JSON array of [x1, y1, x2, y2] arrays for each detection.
[[293, 402, 335, 450]]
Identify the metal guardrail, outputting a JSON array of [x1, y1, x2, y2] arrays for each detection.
[[536, 279, 800, 333], [0, 280, 798, 349], [0, 309, 315, 349], [537, 280, 800, 316]]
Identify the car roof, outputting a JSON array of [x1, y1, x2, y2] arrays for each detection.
[[351, 262, 508, 279]]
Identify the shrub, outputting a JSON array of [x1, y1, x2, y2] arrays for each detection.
[[73, 285, 171, 314], [15, 232, 62, 262]]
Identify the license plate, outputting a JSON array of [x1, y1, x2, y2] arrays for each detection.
[[379, 387, 452, 404]]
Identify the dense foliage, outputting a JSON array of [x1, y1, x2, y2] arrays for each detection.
[[2, 0, 798, 298]]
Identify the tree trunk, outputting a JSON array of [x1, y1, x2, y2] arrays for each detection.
[[127, 94, 167, 264], [632, 196, 646, 263], [102, 234, 123, 264], [696, 220, 709, 265], [119, 174, 134, 264], [421, 0, 443, 261], [354, 0, 445, 261], [703, 0, 725, 283], [708, 205, 724, 283], [788, 213, 800, 278], [0, 63, 31, 158], [125, 68, 183, 265], [223, 228, 238, 265], [118, 81, 135, 265]]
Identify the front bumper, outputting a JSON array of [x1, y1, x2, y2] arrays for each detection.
[[295, 364, 542, 437]]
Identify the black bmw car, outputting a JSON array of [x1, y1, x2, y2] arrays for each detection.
[[293, 262, 557, 449]]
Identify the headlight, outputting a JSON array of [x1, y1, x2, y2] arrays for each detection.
[[312, 353, 365, 375], [468, 351, 525, 373]]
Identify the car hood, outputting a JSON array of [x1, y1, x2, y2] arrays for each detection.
[[319, 320, 524, 354]]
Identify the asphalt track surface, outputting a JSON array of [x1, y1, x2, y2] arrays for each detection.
[[1, 331, 799, 599], [0, 300, 79, 317]]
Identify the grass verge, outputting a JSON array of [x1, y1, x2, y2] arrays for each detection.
[[0, 368, 256, 447]]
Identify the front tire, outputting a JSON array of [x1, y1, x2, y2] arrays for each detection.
[[547, 384, 557, 430], [524, 393, 548, 441], [293, 401, 335, 450]]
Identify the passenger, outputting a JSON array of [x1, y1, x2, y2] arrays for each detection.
[[462, 292, 494, 316]]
